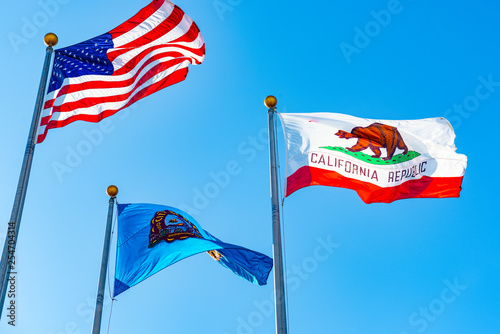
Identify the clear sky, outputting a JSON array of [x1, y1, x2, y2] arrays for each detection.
[[1, 0, 499, 333]]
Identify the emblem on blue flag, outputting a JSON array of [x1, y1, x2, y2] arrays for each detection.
[[149, 210, 202, 247]]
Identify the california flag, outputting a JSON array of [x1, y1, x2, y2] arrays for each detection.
[[279, 112, 467, 204]]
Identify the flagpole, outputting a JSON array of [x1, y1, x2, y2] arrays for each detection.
[[92, 185, 118, 334], [0, 33, 58, 319], [265, 96, 288, 334]]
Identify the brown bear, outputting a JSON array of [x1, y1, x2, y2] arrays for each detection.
[[335, 123, 408, 160]]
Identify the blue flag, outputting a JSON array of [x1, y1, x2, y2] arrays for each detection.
[[113, 203, 273, 297]]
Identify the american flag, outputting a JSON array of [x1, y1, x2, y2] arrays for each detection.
[[37, 0, 205, 143]]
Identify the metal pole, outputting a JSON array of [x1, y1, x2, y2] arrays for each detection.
[[0, 33, 58, 319], [265, 96, 288, 334], [92, 185, 118, 334]]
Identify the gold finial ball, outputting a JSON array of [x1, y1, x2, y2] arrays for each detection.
[[264, 95, 277, 109], [44, 33, 58, 47], [107, 185, 118, 197]]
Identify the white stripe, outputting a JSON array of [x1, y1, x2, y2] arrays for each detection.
[[286, 152, 466, 188], [112, 1, 175, 48]]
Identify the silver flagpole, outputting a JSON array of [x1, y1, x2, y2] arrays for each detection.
[[0, 33, 58, 319], [266, 95, 288, 334], [92, 185, 118, 334]]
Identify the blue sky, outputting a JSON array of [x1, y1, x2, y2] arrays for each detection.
[[1, 0, 499, 333]]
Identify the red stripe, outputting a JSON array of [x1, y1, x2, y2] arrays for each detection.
[[37, 133, 46, 144], [170, 21, 202, 44], [286, 166, 463, 204], [108, 0, 166, 39], [43, 84, 71, 109], [36, 67, 188, 144], [107, 6, 184, 63], [40, 115, 50, 126]]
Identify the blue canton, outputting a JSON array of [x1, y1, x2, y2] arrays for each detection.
[[48, 33, 115, 93]]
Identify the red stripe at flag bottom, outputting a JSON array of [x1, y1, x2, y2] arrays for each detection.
[[286, 165, 464, 204]]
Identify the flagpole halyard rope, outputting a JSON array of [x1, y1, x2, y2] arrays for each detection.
[[106, 202, 118, 300], [106, 298, 116, 334]]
